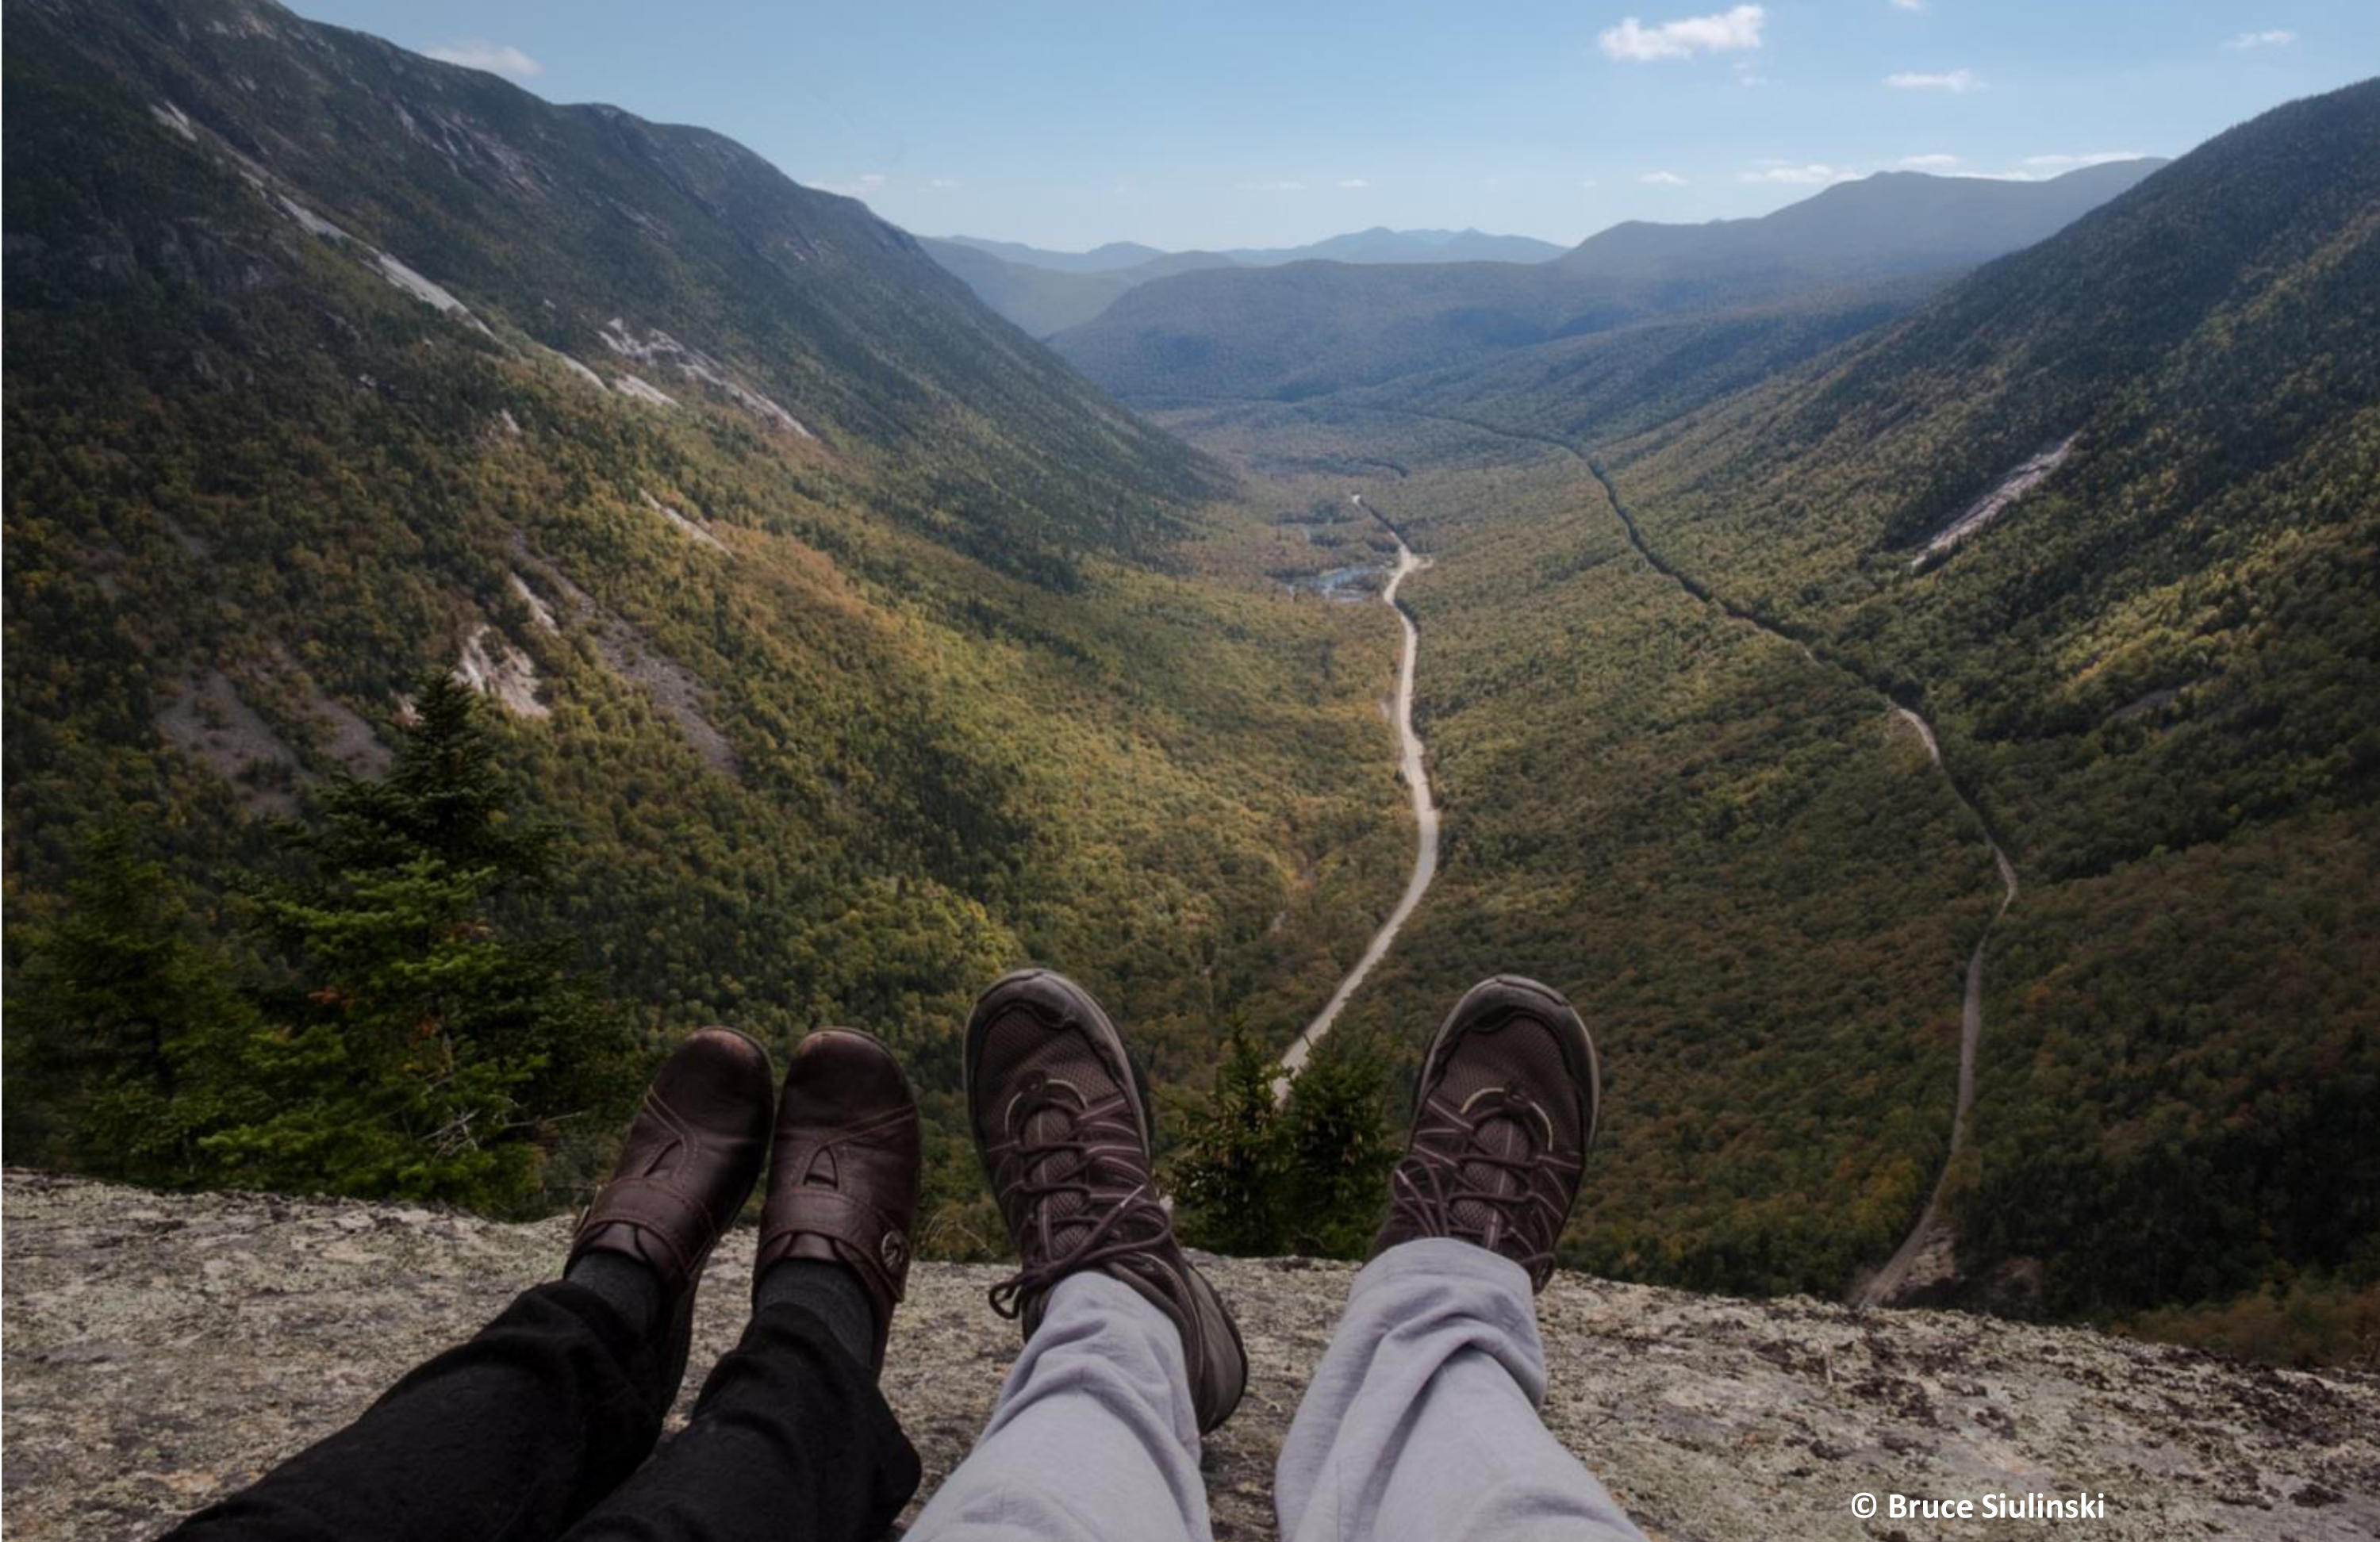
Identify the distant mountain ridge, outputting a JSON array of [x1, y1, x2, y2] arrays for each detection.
[[916, 238, 1239, 336], [938, 236, 1179, 273], [1555, 160, 2167, 293], [1050, 162, 2167, 401], [921, 227, 1568, 336], [942, 226, 1568, 272], [1252, 227, 1569, 266]]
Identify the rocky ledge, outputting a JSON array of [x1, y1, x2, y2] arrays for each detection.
[[4, 1172, 2374, 1540]]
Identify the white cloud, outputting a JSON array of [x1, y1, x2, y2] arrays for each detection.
[[1640, 170, 1689, 186], [1599, 5, 1766, 62], [922, 178, 962, 190], [1898, 152, 1960, 167], [818, 172, 887, 198], [1889, 0, 1925, 10], [1741, 162, 1857, 185], [2225, 29, 2297, 49], [2024, 150, 2148, 169], [1336, 178, 1372, 190], [422, 40, 544, 79], [1886, 68, 1980, 91], [1733, 59, 1769, 86]]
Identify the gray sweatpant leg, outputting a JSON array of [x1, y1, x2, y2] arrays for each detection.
[[1275, 1238, 1649, 1542], [904, 1270, 1210, 1542]]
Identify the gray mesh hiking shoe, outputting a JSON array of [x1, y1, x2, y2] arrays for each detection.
[[1371, 975, 1601, 1289], [965, 969, 1248, 1433]]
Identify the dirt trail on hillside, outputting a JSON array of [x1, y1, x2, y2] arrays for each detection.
[[1857, 710, 2021, 1305], [1280, 495, 1438, 1085], [1571, 455, 2019, 1309]]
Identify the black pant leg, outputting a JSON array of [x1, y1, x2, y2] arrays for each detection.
[[167, 1282, 670, 1542], [559, 1302, 922, 1542]]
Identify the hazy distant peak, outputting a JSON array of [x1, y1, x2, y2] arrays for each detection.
[[1556, 161, 2170, 277], [941, 226, 1569, 276]]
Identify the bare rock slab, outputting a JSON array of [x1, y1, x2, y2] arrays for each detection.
[[4, 1173, 2374, 1540]]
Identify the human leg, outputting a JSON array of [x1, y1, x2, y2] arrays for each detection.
[[168, 1029, 775, 1542], [904, 969, 1247, 1542], [1276, 976, 1646, 1542], [902, 1272, 1209, 1542], [1275, 1240, 1644, 1542], [559, 1028, 927, 1541]]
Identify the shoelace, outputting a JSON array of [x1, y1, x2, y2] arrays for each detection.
[[1388, 1097, 1579, 1283], [988, 1092, 1172, 1319]]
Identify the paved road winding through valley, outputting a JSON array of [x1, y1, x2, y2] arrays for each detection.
[[1279, 496, 1439, 1088]]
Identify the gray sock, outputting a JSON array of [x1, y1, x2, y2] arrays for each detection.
[[566, 1251, 663, 1335], [756, 1258, 881, 1372]]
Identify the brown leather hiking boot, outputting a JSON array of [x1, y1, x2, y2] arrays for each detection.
[[965, 969, 1247, 1433], [752, 1028, 921, 1367], [1372, 975, 1601, 1289], [569, 1026, 774, 1394]]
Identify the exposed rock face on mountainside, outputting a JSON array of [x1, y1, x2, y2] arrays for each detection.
[[7, 1174, 2374, 1540]]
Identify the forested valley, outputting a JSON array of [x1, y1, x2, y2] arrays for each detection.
[[7, 0, 2374, 1370], [1123, 80, 2380, 1365]]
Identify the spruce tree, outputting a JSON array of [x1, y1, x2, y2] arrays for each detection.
[[1276, 1041, 1399, 1258], [1171, 1021, 1396, 1259], [1172, 1019, 1290, 1254], [8, 823, 250, 1183], [209, 674, 631, 1208]]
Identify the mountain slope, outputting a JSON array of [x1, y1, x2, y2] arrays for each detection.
[[4, 0, 1223, 576], [1346, 273, 1955, 447], [1592, 79, 2380, 1321], [1053, 165, 2161, 404], [2, 0, 1412, 1208], [1130, 82, 2379, 1344]]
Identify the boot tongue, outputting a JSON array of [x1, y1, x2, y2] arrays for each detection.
[[1020, 1081, 1099, 1239], [1450, 1091, 1540, 1240]]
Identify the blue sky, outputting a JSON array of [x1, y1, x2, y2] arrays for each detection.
[[289, 1, 2376, 251]]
